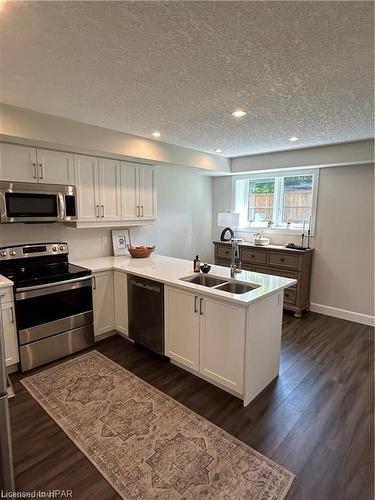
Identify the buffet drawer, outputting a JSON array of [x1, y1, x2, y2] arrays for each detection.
[[253, 265, 298, 287], [241, 248, 267, 264], [216, 245, 232, 259], [268, 252, 300, 269], [283, 287, 297, 304]]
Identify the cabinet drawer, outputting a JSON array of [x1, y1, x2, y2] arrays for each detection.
[[268, 252, 300, 269], [253, 266, 298, 287], [216, 259, 230, 268], [216, 245, 231, 259], [241, 248, 267, 264], [283, 287, 297, 304], [0, 287, 14, 304]]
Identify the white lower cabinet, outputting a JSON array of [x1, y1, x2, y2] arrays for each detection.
[[165, 287, 200, 370], [200, 296, 246, 393], [1, 290, 19, 367], [165, 286, 246, 393], [114, 271, 128, 336], [92, 271, 115, 337]]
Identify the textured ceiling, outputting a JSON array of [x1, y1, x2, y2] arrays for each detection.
[[0, 1, 373, 157]]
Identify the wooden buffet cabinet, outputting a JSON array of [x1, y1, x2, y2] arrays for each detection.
[[213, 241, 314, 317]]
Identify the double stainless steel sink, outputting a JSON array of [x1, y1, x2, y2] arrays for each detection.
[[180, 274, 260, 295]]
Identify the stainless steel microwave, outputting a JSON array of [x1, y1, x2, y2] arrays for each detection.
[[0, 182, 77, 223]]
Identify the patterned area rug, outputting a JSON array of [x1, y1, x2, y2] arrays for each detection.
[[21, 351, 294, 499]]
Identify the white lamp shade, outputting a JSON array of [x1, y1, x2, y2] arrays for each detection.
[[217, 212, 240, 228]]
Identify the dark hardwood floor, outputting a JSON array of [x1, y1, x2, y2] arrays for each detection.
[[9, 311, 374, 499]]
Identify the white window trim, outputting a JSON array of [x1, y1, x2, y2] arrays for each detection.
[[231, 168, 320, 236]]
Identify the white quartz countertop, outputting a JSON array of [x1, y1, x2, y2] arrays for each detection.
[[73, 254, 296, 306], [0, 275, 13, 289]]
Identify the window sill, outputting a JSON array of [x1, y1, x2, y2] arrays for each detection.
[[235, 227, 315, 237]]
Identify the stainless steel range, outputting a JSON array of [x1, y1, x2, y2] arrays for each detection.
[[0, 243, 94, 371]]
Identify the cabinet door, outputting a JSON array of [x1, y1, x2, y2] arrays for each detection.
[[37, 149, 74, 184], [165, 287, 200, 370], [93, 271, 115, 337], [74, 155, 100, 221], [120, 162, 139, 220], [1, 303, 19, 366], [0, 143, 37, 182], [139, 165, 157, 220], [98, 159, 121, 220], [114, 271, 128, 336], [200, 297, 246, 393]]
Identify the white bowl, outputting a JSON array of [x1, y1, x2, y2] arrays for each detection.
[[254, 237, 270, 246]]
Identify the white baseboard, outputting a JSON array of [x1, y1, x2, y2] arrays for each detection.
[[94, 330, 117, 341], [310, 303, 375, 327], [116, 331, 134, 343]]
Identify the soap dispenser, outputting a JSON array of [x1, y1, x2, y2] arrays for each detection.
[[193, 255, 201, 272]]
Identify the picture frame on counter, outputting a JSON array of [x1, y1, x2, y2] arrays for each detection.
[[112, 229, 131, 256]]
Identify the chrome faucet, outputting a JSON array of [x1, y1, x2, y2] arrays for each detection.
[[230, 238, 241, 277]]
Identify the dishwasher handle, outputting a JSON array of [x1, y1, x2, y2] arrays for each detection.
[[133, 281, 161, 293]]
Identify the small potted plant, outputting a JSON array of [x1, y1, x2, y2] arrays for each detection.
[[267, 220, 274, 228], [254, 231, 270, 246]]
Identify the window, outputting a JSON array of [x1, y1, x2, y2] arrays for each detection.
[[233, 169, 319, 233]]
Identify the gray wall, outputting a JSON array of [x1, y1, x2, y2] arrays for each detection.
[[0, 165, 213, 263], [212, 164, 375, 317]]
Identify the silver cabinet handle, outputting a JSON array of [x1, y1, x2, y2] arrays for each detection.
[[137, 205, 140, 217], [199, 298, 204, 315], [39, 163, 44, 179], [101, 205, 104, 218], [141, 205, 144, 217], [96, 205, 99, 218], [32, 162, 37, 179], [10, 306, 14, 323], [194, 296, 198, 313]]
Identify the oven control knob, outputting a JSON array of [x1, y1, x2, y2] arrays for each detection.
[[60, 245, 65, 251], [52, 246, 57, 252], [9, 250, 16, 256], [0, 251, 7, 257]]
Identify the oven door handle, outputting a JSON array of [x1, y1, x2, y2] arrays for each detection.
[[16, 275, 93, 300]]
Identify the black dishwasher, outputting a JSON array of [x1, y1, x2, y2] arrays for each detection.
[[127, 275, 164, 354]]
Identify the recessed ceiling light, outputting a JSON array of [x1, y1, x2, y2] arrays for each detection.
[[231, 109, 247, 118], [289, 136, 300, 142], [215, 149, 223, 154], [152, 131, 161, 138]]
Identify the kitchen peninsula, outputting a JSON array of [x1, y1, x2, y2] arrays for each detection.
[[73, 254, 295, 406]]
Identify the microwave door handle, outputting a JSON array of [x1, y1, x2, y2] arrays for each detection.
[[58, 193, 65, 220]]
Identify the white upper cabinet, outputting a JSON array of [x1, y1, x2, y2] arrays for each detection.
[[0, 143, 38, 182], [0, 143, 157, 225], [37, 149, 74, 185], [0, 144, 74, 185], [98, 158, 122, 221], [139, 165, 157, 219], [121, 162, 139, 220], [74, 155, 100, 221], [120, 162, 157, 221]]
